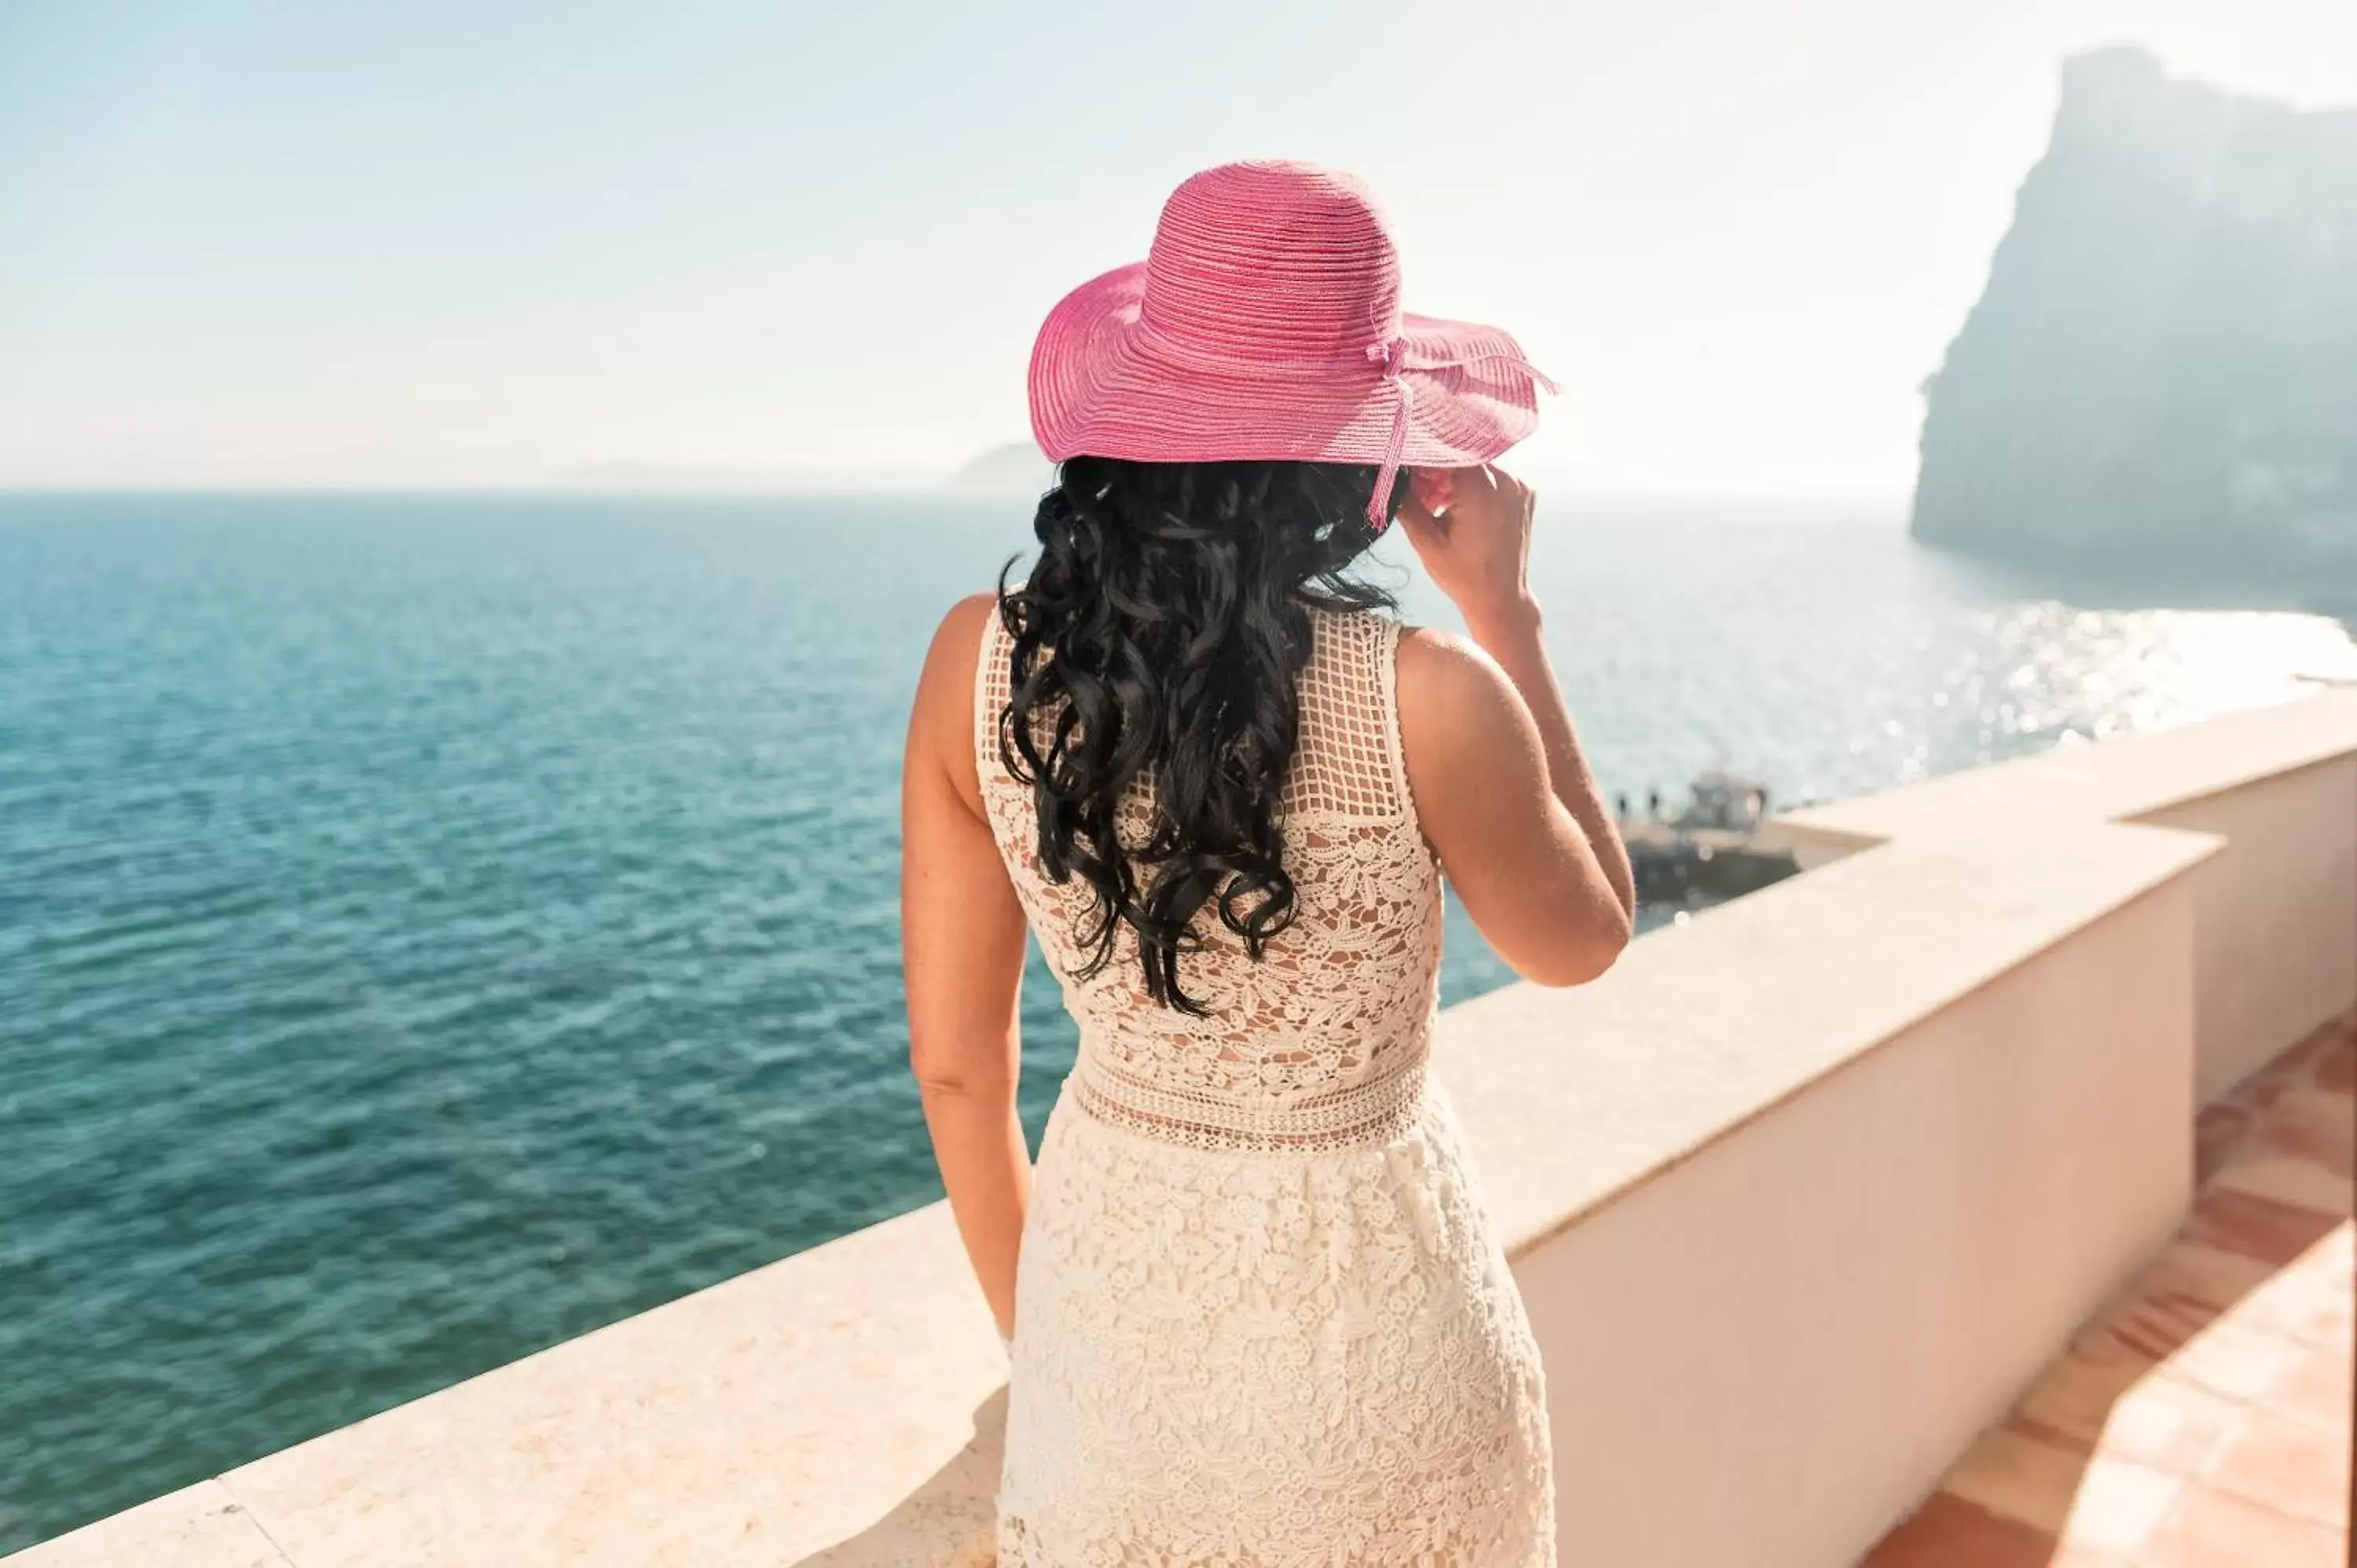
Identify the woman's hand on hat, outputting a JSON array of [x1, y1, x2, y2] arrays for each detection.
[[1397, 465, 1541, 638]]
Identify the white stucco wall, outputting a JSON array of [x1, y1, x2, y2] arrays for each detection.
[[1784, 691, 2357, 1110], [1513, 880, 2196, 1566], [2135, 756, 2357, 1103]]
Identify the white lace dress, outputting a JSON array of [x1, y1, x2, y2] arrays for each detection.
[[975, 600, 1555, 1567]]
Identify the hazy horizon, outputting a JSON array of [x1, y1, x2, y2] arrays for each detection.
[[6, 2, 2355, 496], [0, 470, 1918, 509]]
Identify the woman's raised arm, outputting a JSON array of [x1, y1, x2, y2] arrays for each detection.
[[1395, 467, 1636, 987]]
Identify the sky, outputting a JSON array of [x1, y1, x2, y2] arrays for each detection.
[[4, 0, 2355, 496]]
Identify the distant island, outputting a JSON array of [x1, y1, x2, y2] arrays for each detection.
[[552, 460, 939, 492], [1912, 46, 2356, 582], [948, 441, 1056, 496], [538, 445, 1058, 497]]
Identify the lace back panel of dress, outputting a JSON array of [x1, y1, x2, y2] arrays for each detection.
[[974, 602, 1442, 1151]]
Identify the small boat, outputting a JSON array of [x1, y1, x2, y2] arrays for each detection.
[[1670, 770, 1772, 834], [1616, 771, 1795, 905]]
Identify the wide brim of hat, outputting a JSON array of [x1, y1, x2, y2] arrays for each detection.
[[1028, 261, 1544, 469]]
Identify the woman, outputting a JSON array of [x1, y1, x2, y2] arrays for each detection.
[[900, 161, 1635, 1566]]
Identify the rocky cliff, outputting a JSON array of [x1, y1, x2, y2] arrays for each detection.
[[1912, 47, 2357, 577]]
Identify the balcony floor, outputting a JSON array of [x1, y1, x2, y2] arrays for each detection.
[[1864, 1009, 2354, 1566]]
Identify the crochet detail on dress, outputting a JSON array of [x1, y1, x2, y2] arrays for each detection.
[[974, 601, 1445, 1156]]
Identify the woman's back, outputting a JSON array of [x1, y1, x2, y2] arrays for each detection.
[[977, 601, 1442, 1150]]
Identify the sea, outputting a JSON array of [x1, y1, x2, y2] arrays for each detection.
[[3, 490, 2353, 1548]]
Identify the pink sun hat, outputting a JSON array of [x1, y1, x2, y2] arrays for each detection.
[[1028, 159, 1558, 529]]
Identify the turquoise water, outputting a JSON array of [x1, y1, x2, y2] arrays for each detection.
[[3, 492, 2352, 1548]]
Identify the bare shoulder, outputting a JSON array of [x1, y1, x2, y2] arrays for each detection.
[[918, 590, 1001, 700], [931, 588, 1001, 661], [909, 590, 1004, 795], [1395, 623, 1525, 745], [1393, 621, 1552, 845]]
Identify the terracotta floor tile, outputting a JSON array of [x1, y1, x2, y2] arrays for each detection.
[[2055, 1455, 2180, 1555], [2212, 1151, 2355, 1218], [2275, 1225, 2355, 1290], [2014, 1346, 2157, 1445], [2290, 1218, 2354, 1278], [2075, 1300, 2297, 1403], [2070, 1323, 2165, 1394], [2142, 1484, 2346, 1568], [2006, 1343, 2240, 1480], [2005, 1411, 2099, 1466], [2102, 1290, 2233, 1365], [1860, 1490, 2061, 1567], [2133, 1240, 2276, 1321], [2184, 1186, 2347, 1268], [2239, 1227, 2357, 1349], [2152, 1315, 2297, 1403], [2204, 1404, 2353, 1529], [1934, 1429, 2181, 1556], [2083, 1299, 2205, 1367], [2263, 1338, 2355, 1436], [2090, 1372, 2242, 1477], [2256, 1090, 2357, 1178], [1942, 1425, 2093, 1534], [2287, 1221, 2355, 1291], [2234, 1276, 2352, 1350]]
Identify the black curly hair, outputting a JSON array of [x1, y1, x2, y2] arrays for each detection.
[[992, 456, 1407, 1015]]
